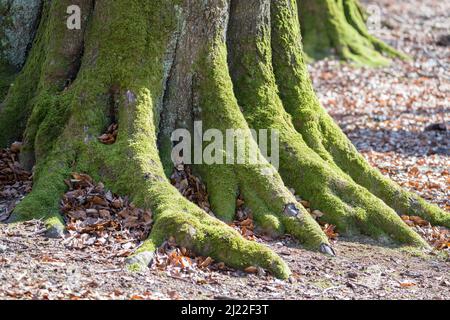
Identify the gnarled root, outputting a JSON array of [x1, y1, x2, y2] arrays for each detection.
[[269, 0, 449, 229], [225, 0, 432, 247], [298, 0, 407, 66]]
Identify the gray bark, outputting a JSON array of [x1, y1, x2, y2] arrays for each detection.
[[0, 0, 41, 67]]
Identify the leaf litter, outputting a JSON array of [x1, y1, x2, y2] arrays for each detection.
[[98, 123, 118, 145], [60, 173, 153, 257], [0, 142, 32, 222]]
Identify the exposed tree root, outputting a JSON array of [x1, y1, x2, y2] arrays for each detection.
[[1, 0, 447, 279], [270, 0, 449, 229], [298, 0, 407, 66], [226, 0, 428, 247]]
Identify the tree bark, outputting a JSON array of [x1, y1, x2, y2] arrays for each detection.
[[0, 0, 41, 99], [0, 0, 42, 68], [0, 0, 447, 278]]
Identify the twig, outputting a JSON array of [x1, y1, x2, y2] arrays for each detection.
[[96, 268, 122, 274]]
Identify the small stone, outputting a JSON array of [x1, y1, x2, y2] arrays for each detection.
[[319, 243, 336, 256], [440, 279, 450, 287], [0, 244, 7, 252], [284, 203, 300, 217], [347, 272, 358, 279]]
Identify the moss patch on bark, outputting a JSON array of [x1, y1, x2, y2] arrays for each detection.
[[299, 0, 406, 66]]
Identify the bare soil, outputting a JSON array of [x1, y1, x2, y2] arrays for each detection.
[[0, 221, 448, 300]]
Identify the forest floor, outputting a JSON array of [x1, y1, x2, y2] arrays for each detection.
[[0, 0, 449, 300]]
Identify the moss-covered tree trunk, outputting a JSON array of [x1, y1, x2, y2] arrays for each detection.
[[298, 0, 407, 65], [0, 0, 448, 279]]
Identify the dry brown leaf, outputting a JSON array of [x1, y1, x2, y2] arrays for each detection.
[[244, 266, 258, 274]]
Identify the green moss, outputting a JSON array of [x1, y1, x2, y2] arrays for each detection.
[[298, 0, 404, 66], [399, 246, 429, 259], [270, 0, 448, 230], [7, 0, 440, 280], [187, 2, 330, 251], [27, 0, 290, 278], [240, 184, 285, 237], [224, 0, 427, 248], [0, 61, 17, 101], [10, 145, 74, 235], [0, 0, 88, 148], [196, 164, 238, 222], [153, 209, 290, 278], [126, 234, 160, 272], [342, 0, 409, 61], [0, 1, 50, 147]]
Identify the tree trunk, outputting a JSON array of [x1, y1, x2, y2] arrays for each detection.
[[0, 0, 447, 279], [298, 0, 407, 65], [1, 0, 42, 99], [0, 0, 42, 67]]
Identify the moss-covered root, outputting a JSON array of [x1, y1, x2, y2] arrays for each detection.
[[195, 146, 331, 251], [127, 209, 291, 279], [196, 64, 330, 247], [0, 0, 93, 148], [196, 144, 330, 249], [20, 0, 94, 167], [236, 163, 330, 250], [156, 0, 331, 252], [270, 0, 449, 229], [149, 204, 290, 279], [6, 149, 74, 238], [91, 88, 291, 279], [112, 129, 291, 278], [227, 0, 428, 248], [342, 0, 408, 60], [195, 164, 238, 223], [297, 0, 405, 66]]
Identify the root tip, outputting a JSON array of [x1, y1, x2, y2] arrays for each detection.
[[319, 243, 336, 256], [125, 251, 155, 272], [45, 225, 65, 239]]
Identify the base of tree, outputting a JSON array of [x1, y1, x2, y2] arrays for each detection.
[[1, 0, 448, 279]]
